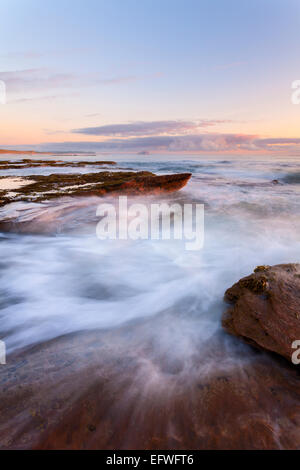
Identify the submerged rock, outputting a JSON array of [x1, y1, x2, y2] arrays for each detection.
[[223, 264, 300, 361]]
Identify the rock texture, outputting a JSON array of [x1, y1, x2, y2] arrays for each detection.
[[223, 264, 300, 361], [1, 328, 300, 450], [0, 171, 191, 206]]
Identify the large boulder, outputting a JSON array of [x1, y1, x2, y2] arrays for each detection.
[[223, 264, 300, 361]]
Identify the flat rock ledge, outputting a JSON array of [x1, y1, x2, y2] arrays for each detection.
[[223, 264, 300, 362], [0, 171, 192, 206]]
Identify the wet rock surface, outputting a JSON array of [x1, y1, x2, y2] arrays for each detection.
[[0, 161, 191, 206], [1, 328, 300, 450], [223, 264, 300, 361]]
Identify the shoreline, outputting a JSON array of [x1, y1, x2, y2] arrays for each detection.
[[0, 149, 97, 156], [0, 155, 299, 450]]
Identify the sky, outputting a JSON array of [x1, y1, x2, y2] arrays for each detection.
[[0, 0, 299, 154]]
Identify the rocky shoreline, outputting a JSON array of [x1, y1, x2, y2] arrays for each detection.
[[1, 317, 300, 450], [1, 264, 300, 450], [0, 159, 116, 170], [1, 157, 300, 449], [0, 159, 191, 207]]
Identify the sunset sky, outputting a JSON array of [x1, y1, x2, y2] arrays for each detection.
[[0, 0, 300, 154]]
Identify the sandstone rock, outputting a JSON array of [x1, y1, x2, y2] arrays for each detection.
[[223, 264, 300, 361], [97, 172, 192, 196], [0, 172, 191, 206], [1, 328, 300, 449]]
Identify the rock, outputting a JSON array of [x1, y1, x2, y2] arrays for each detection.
[[1, 328, 300, 449], [99, 172, 192, 196], [0, 159, 116, 170], [0, 172, 191, 206], [223, 264, 300, 361]]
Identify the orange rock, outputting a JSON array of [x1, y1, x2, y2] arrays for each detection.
[[223, 264, 300, 361]]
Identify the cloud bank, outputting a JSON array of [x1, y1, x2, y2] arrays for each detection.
[[37, 134, 300, 154], [72, 120, 232, 137], [53, 121, 300, 154]]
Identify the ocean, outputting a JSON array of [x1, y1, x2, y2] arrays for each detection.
[[0, 153, 300, 448]]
